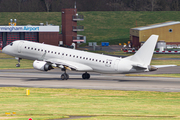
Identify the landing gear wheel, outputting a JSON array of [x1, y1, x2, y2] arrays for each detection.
[[82, 74, 86, 79], [61, 74, 65, 80], [65, 73, 69, 80], [82, 72, 90, 79], [61, 73, 69, 80], [61, 66, 70, 80], [16, 63, 20, 67]]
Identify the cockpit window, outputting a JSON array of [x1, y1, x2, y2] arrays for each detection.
[[10, 43, 13, 46]]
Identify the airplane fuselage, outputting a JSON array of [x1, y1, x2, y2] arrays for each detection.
[[3, 40, 143, 74]]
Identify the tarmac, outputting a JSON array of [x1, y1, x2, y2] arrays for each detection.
[[0, 66, 180, 92]]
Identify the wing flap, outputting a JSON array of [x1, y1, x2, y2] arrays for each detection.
[[45, 58, 93, 71]]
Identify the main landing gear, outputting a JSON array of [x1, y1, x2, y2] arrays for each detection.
[[82, 72, 90, 79], [16, 58, 22, 67], [60, 68, 90, 80], [61, 68, 69, 80]]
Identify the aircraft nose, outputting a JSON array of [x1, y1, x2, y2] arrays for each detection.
[[2, 46, 9, 54], [2, 46, 6, 53]]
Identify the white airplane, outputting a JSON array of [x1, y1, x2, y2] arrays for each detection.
[[2, 35, 174, 80]]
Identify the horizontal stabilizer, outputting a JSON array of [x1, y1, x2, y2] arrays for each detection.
[[152, 65, 177, 68]]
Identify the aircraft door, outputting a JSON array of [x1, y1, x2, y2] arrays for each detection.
[[113, 59, 120, 71], [17, 41, 24, 53]]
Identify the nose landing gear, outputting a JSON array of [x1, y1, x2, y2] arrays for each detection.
[[15, 57, 22, 67]]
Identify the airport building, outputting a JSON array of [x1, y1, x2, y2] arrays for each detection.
[[0, 24, 59, 50], [130, 21, 180, 48], [0, 7, 85, 50]]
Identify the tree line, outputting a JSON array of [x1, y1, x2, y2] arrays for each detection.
[[0, 0, 180, 12]]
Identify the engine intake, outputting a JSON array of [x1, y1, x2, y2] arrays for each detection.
[[33, 60, 53, 71]]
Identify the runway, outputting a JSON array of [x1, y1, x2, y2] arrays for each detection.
[[0, 66, 180, 92]]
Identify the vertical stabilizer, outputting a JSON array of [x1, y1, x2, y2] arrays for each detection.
[[128, 35, 159, 66]]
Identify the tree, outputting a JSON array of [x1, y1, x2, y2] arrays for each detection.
[[150, 0, 157, 11], [171, 0, 179, 11], [43, 0, 53, 12], [17, 0, 23, 12]]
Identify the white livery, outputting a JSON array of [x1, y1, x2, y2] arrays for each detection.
[[2, 35, 174, 80]]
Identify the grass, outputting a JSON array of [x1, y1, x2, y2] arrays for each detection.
[[152, 54, 180, 58], [0, 59, 33, 69], [0, 11, 180, 45], [79, 11, 180, 45], [0, 87, 180, 120], [151, 60, 180, 66]]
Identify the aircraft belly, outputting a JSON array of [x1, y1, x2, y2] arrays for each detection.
[[90, 64, 117, 74]]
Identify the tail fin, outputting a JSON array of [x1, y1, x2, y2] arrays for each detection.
[[127, 35, 159, 66]]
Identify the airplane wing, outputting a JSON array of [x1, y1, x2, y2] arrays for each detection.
[[45, 58, 93, 72]]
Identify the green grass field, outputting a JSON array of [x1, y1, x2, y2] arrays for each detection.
[[1, 11, 180, 45], [0, 87, 180, 120]]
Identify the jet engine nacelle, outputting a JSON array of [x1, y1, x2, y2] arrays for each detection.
[[33, 60, 53, 71]]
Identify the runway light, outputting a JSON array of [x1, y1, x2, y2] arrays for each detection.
[[26, 89, 30, 96]]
